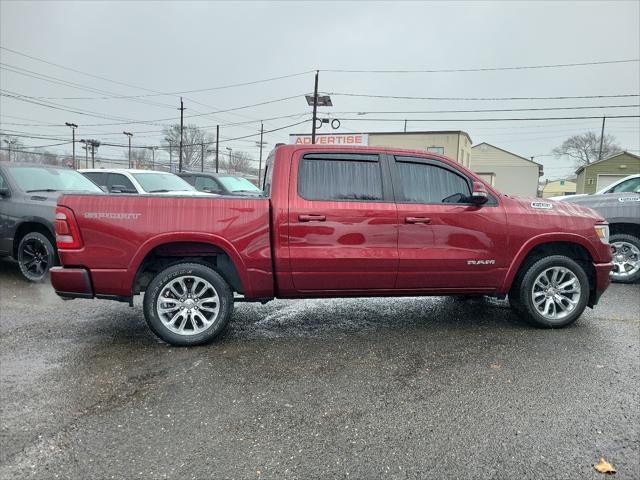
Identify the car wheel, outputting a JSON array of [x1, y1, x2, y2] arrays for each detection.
[[17, 232, 56, 282], [511, 255, 589, 328], [609, 233, 640, 283], [143, 263, 233, 346]]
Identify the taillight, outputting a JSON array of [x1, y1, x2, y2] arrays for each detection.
[[55, 206, 83, 249]]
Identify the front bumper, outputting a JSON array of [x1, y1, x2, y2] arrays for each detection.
[[590, 261, 613, 306]]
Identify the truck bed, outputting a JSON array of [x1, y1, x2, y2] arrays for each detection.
[[56, 194, 273, 298]]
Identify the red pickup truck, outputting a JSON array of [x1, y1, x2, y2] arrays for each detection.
[[51, 145, 613, 345]]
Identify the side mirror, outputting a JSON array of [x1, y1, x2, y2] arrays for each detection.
[[467, 181, 489, 205], [0, 187, 9, 198]]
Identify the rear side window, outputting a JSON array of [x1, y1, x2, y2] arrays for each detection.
[[195, 176, 223, 193], [298, 154, 383, 201], [395, 158, 470, 204], [107, 174, 137, 193], [83, 172, 107, 189]]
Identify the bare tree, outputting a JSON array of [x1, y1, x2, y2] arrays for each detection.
[[552, 132, 622, 167], [222, 151, 254, 174], [125, 149, 153, 169], [162, 124, 215, 171]]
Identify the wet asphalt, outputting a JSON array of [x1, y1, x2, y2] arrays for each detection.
[[0, 257, 638, 480]]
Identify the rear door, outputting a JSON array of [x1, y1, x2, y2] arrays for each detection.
[[287, 151, 398, 291], [391, 155, 508, 290]]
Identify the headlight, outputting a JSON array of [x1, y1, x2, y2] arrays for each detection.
[[594, 224, 609, 244]]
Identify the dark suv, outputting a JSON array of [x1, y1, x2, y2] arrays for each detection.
[[178, 172, 262, 196], [0, 162, 103, 281]]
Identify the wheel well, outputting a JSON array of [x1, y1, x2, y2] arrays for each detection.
[[13, 222, 55, 258], [513, 241, 596, 293], [132, 242, 243, 295], [609, 222, 640, 239]]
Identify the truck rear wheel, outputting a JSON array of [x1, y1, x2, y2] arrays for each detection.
[[510, 255, 589, 328], [143, 263, 233, 346]]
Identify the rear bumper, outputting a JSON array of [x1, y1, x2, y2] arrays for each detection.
[[50, 266, 93, 299], [590, 261, 613, 306]]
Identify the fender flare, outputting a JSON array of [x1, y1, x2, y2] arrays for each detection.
[[126, 231, 252, 296], [500, 233, 599, 293]]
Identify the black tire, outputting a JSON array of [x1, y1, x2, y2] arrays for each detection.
[[609, 233, 640, 283], [143, 263, 233, 346], [17, 232, 56, 282], [510, 255, 590, 328]]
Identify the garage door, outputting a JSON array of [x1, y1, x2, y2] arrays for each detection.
[[596, 174, 627, 191]]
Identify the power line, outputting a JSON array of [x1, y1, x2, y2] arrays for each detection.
[[323, 59, 640, 74], [327, 92, 640, 101], [332, 114, 640, 123], [330, 104, 640, 115], [0, 45, 314, 98]]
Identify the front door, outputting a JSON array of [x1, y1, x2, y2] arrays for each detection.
[[391, 155, 508, 290], [288, 151, 398, 291]]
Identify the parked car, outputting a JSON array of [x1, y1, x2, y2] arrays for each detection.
[[554, 191, 640, 283], [178, 172, 262, 196], [549, 173, 640, 200], [51, 145, 612, 346], [79, 169, 206, 195], [0, 162, 103, 281]]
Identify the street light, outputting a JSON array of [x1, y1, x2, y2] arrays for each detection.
[[226, 147, 233, 173], [164, 137, 174, 172], [65, 122, 78, 169], [123, 132, 133, 168], [305, 72, 332, 144], [147, 146, 157, 170], [79, 139, 89, 168]]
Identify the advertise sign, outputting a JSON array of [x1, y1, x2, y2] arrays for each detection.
[[289, 133, 369, 146]]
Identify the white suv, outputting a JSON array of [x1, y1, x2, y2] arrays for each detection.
[[80, 169, 213, 196]]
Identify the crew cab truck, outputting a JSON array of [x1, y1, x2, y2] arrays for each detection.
[[50, 145, 613, 346]]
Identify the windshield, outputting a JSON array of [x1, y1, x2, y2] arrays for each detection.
[[8, 166, 103, 193], [217, 175, 261, 192], [131, 173, 195, 192]]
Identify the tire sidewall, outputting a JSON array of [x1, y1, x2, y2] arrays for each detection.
[[609, 233, 640, 283], [143, 263, 233, 346], [518, 255, 590, 328], [17, 232, 55, 282]]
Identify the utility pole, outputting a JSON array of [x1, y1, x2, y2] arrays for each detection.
[[215, 125, 219, 173], [311, 70, 319, 144], [80, 139, 89, 167], [404, 120, 407, 133], [123, 131, 133, 168], [258, 122, 264, 184], [165, 137, 173, 171], [598, 116, 606, 162], [65, 123, 78, 168], [178, 97, 185, 172], [86, 140, 99, 168], [147, 147, 157, 170], [201, 142, 205, 172]]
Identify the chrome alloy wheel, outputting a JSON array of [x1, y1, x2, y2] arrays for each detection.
[[156, 275, 220, 336], [610, 241, 640, 280], [531, 266, 581, 321]]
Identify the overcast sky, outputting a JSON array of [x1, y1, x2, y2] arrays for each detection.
[[1, 0, 639, 178]]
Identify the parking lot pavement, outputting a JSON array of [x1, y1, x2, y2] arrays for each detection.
[[0, 257, 638, 480]]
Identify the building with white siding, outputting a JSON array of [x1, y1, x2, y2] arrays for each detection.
[[470, 143, 543, 197]]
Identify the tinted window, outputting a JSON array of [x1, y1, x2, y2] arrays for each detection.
[[298, 155, 383, 201], [83, 172, 107, 189], [395, 159, 470, 203], [0, 173, 6, 190], [195, 176, 223, 193], [107, 174, 137, 193]]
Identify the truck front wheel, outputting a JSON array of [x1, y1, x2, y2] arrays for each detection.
[[510, 255, 589, 328], [143, 263, 234, 346]]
